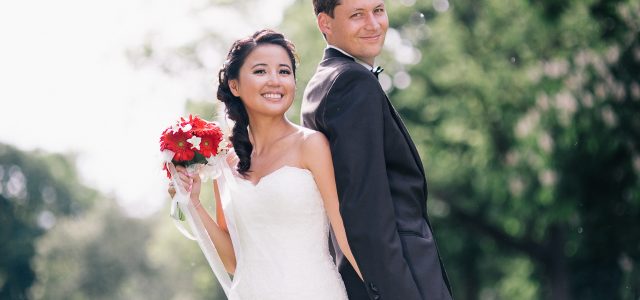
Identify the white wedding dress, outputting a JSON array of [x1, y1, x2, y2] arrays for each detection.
[[226, 165, 348, 300]]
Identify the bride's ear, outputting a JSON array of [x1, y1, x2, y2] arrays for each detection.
[[229, 79, 240, 97]]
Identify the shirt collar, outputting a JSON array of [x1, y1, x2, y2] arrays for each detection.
[[326, 45, 376, 72]]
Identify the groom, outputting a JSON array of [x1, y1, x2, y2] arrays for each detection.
[[301, 0, 453, 299]]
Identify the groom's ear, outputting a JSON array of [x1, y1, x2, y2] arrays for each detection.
[[317, 13, 332, 38], [229, 79, 240, 97]]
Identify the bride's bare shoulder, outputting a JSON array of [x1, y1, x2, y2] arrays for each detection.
[[293, 125, 328, 147], [295, 127, 331, 171], [297, 127, 329, 153]]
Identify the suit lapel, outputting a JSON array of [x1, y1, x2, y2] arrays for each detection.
[[385, 97, 426, 178]]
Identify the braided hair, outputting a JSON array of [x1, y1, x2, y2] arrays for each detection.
[[217, 29, 298, 176]]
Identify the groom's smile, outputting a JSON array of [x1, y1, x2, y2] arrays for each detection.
[[360, 33, 383, 43]]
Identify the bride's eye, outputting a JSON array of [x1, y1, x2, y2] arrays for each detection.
[[253, 69, 266, 74], [279, 69, 292, 75]]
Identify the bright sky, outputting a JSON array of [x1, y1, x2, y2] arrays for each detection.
[[0, 0, 294, 217]]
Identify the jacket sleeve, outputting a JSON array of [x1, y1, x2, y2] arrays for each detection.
[[320, 69, 422, 300]]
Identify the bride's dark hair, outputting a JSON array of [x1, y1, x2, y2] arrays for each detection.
[[217, 29, 298, 176]]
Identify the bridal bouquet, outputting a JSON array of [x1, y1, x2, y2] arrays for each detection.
[[159, 116, 237, 295], [159, 115, 229, 221]]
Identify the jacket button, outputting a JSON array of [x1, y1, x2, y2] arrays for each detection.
[[373, 295, 381, 300]]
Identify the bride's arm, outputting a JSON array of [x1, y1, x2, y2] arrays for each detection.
[[172, 166, 236, 274], [213, 181, 228, 232], [302, 132, 363, 280]]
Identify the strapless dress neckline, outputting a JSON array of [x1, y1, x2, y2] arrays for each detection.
[[235, 165, 312, 187]]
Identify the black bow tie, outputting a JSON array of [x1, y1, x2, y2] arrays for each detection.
[[372, 66, 384, 78]]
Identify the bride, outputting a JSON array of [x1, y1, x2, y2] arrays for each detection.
[[170, 29, 360, 299]]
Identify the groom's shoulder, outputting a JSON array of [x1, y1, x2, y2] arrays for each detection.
[[313, 59, 376, 91], [320, 57, 369, 78], [303, 57, 377, 112]]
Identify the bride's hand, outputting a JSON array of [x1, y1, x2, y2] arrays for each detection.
[[173, 166, 202, 202]]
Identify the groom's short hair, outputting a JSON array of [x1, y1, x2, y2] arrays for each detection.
[[313, 0, 341, 17]]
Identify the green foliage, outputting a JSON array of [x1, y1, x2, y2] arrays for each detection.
[[0, 144, 94, 299], [1, 143, 225, 299], [30, 201, 156, 300], [365, 0, 639, 298], [30, 200, 225, 300]]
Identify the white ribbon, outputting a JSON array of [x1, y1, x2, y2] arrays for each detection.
[[165, 156, 242, 299], [166, 163, 197, 240]]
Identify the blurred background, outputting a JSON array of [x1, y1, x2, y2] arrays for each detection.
[[1, 0, 639, 299]]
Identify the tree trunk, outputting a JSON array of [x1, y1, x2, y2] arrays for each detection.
[[462, 237, 480, 300], [546, 225, 572, 300]]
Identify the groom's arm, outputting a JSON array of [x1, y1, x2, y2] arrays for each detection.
[[320, 69, 422, 300]]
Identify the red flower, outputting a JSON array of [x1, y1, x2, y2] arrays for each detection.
[[160, 127, 195, 162], [160, 115, 228, 179], [195, 129, 223, 158], [194, 116, 209, 129], [182, 115, 208, 131]]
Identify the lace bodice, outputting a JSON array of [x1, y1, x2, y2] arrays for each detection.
[[228, 166, 347, 300]]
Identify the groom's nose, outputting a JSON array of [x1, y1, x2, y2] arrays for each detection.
[[364, 12, 381, 31]]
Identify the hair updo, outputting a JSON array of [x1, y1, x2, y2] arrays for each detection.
[[217, 29, 298, 176]]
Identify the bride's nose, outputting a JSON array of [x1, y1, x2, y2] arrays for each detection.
[[266, 71, 281, 86]]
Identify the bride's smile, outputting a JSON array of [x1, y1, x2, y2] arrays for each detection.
[[261, 92, 284, 101]]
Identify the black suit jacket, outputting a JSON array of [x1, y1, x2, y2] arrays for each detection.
[[301, 48, 453, 300]]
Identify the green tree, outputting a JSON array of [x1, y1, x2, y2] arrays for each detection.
[[30, 200, 226, 300], [365, 0, 640, 299], [1, 142, 226, 299], [0, 143, 94, 299]]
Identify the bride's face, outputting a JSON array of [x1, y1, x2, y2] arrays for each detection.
[[229, 44, 296, 118]]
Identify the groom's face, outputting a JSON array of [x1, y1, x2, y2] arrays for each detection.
[[319, 0, 388, 66]]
